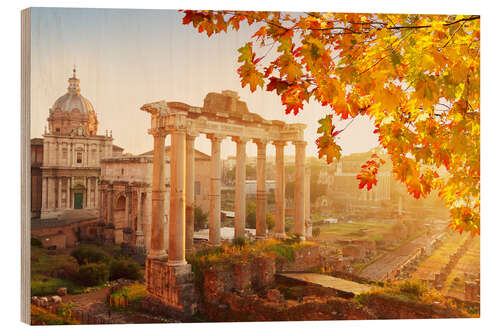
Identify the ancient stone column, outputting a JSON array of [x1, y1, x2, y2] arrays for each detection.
[[208, 134, 223, 246], [185, 133, 197, 252], [273, 141, 286, 239], [86, 177, 90, 208], [294, 141, 307, 240], [148, 128, 168, 259], [125, 189, 130, 229], [94, 177, 99, 208], [136, 190, 144, 247], [42, 176, 48, 210], [57, 177, 62, 209], [47, 177, 56, 210], [107, 187, 113, 224], [233, 136, 248, 239], [168, 129, 187, 266], [305, 166, 312, 239], [66, 177, 70, 209], [254, 139, 267, 240]]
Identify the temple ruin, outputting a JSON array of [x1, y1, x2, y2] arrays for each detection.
[[140, 90, 307, 316]]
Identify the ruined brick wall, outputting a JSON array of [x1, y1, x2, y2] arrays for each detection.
[[276, 246, 323, 272]]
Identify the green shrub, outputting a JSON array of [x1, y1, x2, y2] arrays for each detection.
[[77, 263, 110, 286], [312, 227, 321, 238], [246, 201, 256, 229], [284, 234, 301, 245], [232, 237, 247, 248], [31, 237, 43, 247], [398, 280, 427, 298], [194, 206, 208, 231], [70, 246, 110, 265], [109, 258, 142, 281], [266, 214, 275, 231]]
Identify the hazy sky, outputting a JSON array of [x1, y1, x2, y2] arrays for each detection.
[[30, 7, 379, 158]]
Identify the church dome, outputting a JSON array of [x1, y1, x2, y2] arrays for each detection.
[[52, 90, 95, 114], [47, 68, 99, 136]]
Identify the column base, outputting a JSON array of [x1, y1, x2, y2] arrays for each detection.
[[147, 249, 167, 259], [168, 259, 187, 267], [274, 233, 287, 240], [145, 259, 198, 319]]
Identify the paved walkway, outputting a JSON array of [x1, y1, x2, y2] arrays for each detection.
[[278, 273, 373, 295], [359, 235, 430, 281]]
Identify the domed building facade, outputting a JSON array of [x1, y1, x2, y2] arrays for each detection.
[[40, 69, 116, 220]]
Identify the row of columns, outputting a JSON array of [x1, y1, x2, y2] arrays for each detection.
[[41, 176, 99, 210], [147, 125, 307, 267]]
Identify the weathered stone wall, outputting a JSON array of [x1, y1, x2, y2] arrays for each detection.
[[276, 246, 323, 272]]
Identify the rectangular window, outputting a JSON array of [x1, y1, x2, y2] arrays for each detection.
[[77, 152, 83, 164], [62, 148, 68, 160], [195, 181, 201, 195]]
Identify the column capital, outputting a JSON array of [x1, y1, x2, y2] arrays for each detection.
[[253, 138, 268, 147], [293, 140, 307, 147], [273, 140, 287, 148], [148, 127, 169, 138], [207, 133, 225, 143], [186, 131, 199, 141], [231, 136, 250, 144]]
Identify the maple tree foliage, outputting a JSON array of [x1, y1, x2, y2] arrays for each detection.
[[181, 11, 480, 236]]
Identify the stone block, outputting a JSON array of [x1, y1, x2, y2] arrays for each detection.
[[51, 295, 62, 303], [57, 287, 67, 296]]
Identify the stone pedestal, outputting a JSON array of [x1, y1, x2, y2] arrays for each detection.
[[145, 258, 198, 318]]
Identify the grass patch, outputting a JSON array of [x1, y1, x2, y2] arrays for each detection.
[[108, 282, 147, 311], [31, 275, 84, 296], [31, 304, 79, 325]]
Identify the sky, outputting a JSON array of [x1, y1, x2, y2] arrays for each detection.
[[30, 7, 379, 158]]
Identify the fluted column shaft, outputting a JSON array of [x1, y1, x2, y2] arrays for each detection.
[[185, 134, 196, 252], [273, 141, 286, 238], [255, 139, 267, 239], [208, 134, 223, 245], [233, 137, 248, 239], [149, 130, 167, 259], [294, 141, 307, 239], [168, 130, 187, 266]]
